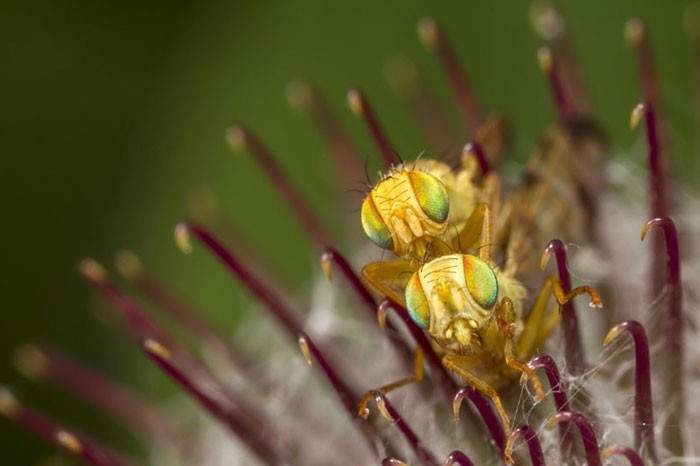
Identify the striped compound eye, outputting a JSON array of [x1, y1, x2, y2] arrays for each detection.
[[405, 271, 430, 328], [361, 196, 393, 250], [407, 171, 449, 224], [462, 255, 498, 310]]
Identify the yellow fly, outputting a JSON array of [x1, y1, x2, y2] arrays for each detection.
[[358, 118, 606, 441]]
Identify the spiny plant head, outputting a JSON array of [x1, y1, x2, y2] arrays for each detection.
[[4, 2, 700, 466]]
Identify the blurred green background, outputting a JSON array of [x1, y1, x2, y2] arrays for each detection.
[[2, 0, 696, 463]]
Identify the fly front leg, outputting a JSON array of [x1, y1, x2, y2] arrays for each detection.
[[547, 275, 602, 308], [357, 349, 424, 419], [362, 259, 416, 305], [496, 298, 546, 401], [480, 173, 501, 238], [442, 353, 512, 439]]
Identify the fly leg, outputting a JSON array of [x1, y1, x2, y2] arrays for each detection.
[[517, 276, 602, 359], [547, 275, 602, 308], [454, 202, 493, 262], [357, 349, 424, 419], [442, 353, 512, 439], [361, 259, 416, 305], [517, 279, 559, 360], [496, 298, 546, 401]]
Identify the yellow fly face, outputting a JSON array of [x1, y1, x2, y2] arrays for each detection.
[[405, 254, 499, 351], [361, 166, 450, 259]]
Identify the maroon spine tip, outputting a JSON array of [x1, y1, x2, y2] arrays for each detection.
[[461, 141, 490, 176], [506, 425, 546, 466], [530, 1, 591, 114], [286, 79, 365, 190], [547, 411, 601, 466], [226, 123, 331, 248], [14, 343, 185, 444], [640, 216, 684, 456], [601, 445, 645, 466], [443, 450, 475, 466], [640, 217, 683, 354], [297, 332, 385, 458], [115, 250, 259, 372], [0, 387, 134, 466], [641, 217, 681, 285], [631, 102, 666, 220], [347, 88, 401, 168], [626, 19, 665, 122], [528, 354, 575, 457], [377, 299, 457, 404], [322, 249, 415, 370], [538, 46, 577, 119], [140, 339, 280, 465], [603, 320, 657, 461], [384, 55, 459, 151], [176, 222, 305, 341], [541, 239, 586, 373], [321, 247, 377, 313], [77, 258, 175, 347], [452, 386, 506, 456], [372, 391, 440, 466], [528, 354, 569, 412], [382, 458, 408, 466], [418, 17, 484, 135]]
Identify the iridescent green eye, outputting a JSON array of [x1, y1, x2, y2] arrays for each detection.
[[462, 256, 498, 309], [361, 196, 393, 250], [408, 171, 449, 223], [405, 271, 430, 328]]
